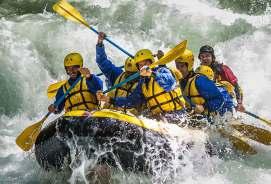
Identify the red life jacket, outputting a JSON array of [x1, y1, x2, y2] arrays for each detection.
[[218, 64, 238, 85]]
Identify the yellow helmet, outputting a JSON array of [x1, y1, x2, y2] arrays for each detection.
[[175, 49, 194, 71], [195, 65, 214, 80], [134, 49, 155, 64], [124, 57, 137, 72], [64, 53, 83, 68]]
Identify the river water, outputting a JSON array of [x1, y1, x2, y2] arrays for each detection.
[[0, 0, 271, 183]]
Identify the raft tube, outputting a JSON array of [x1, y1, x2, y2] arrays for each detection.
[[34, 109, 203, 173]]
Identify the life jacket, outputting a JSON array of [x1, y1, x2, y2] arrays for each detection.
[[103, 72, 139, 114], [213, 63, 238, 85], [216, 86, 234, 115], [159, 65, 183, 83], [183, 74, 205, 107], [213, 63, 243, 102], [216, 81, 235, 99], [180, 71, 196, 91], [63, 78, 98, 112], [141, 73, 185, 114], [168, 67, 183, 82]]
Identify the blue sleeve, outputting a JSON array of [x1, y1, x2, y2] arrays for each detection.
[[217, 86, 234, 115], [113, 79, 146, 108], [54, 87, 65, 112], [195, 76, 224, 112], [86, 75, 103, 93], [154, 67, 176, 92], [96, 45, 123, 85]]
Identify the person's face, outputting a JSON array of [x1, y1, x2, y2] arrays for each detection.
[[137, 59, 152, 70], [175, 62, 188, 77], [65, 65, 80, 79], [199, 52, 213, 66]]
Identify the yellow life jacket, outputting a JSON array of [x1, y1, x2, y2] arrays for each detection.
[[103, 72, 139, 114], [168, 67, 183, 82], [183, 74, 205, 107], [63, 77, 98, 112], [141, 74, 185, 114], [216, 80, 236, 99]]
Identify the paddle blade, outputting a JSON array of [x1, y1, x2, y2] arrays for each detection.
[[47, 80, 67, 99], [16, 121, 43, 151], [16, 113, 50, 151], [48, 91, 57, 99], [53, 0, 89, 27], [219, 129, 257, 155], [231, 122, 271, 145], [150, 40, 187, 68]]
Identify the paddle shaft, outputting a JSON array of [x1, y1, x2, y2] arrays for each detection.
[[102, 39, 188, 93], [233, 104, 271, 126], [103, 48, 184, 94], [54, 76, 82, 107], [43, 77, 83, 129], [96, 65, 124, 77], [57, 3, 133, 58], [243, 110, 271, 126], [103, 72, 139, 94], [102, 65, 157, 94], [87, 25, 133, 58], [47, 76, 83, 119]]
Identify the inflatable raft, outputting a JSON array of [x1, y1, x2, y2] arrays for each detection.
[[34, 109, 205, 173]]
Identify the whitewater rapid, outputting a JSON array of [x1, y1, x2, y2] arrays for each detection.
[[0, 0, 271, 183]]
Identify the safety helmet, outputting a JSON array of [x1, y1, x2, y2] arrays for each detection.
[[198, 45, 215, 61], [195, 65, 214, 80], [64, 53, 83, 68], [124, 57, 137, 72], [134, 49, 155, 64], [175, 49, 194, 71]]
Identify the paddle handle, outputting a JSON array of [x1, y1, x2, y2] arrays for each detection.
[[87, 26, 134, 58]]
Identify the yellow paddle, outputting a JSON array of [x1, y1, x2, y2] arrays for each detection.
[[47, 66, 125, 99], [217, 119, 271, 153], [16, 76, 82, 151], [47, 80, 67, 99], [53, 0, 133, 58], [243, 110, 271, 127], [219, 128, 257, 155], [183, 96, 269, 149], [103, 40, 187, 94], [230, 121, 271, 145], [58, 110, 258, 155], [46, 38, 187, 98], [16, 112, 51, 151], [17, 39, 187, 151]]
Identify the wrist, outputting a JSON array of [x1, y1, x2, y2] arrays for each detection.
[[109, 97, 115, 104], [151, 71, 156, 78], [97, 42, 104, 47], [86, 74, 92, 79]]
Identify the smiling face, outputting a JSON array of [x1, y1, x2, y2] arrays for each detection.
[[199, 52, 213, 66], [65, 65, 80, 79]]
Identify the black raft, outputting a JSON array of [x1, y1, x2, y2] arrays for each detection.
[[34, 110, 189, 174]]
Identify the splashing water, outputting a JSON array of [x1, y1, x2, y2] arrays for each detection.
[[1, 0, 271, 183]]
